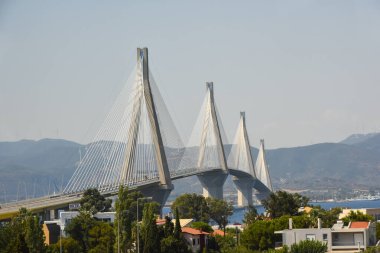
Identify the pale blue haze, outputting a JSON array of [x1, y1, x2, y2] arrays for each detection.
[[1, 1, 380, 148]]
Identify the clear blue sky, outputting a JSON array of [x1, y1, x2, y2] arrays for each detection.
[[0, 0, 379, 148]]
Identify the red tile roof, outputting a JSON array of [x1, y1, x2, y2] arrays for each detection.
[[350, 221, 370, 229], [181, 227, 209, 235], [211, 229, 226, 237]]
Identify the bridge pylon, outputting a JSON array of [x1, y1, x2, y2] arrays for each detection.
[[125, 48, 173, 207], [254, 139, 273, 195], [196, 82, 228, 199], [228, 112, 256, 206]]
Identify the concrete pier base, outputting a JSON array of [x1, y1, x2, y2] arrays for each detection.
[[140, 184, 173, 212], [197, 170, 228, 199], [232, 176, 253, 207], [252, 179, 272, 202]]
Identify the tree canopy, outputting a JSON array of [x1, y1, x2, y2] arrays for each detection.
[[0, 208, 46, 253], [80, 188, 112, 215], [206, 197, 233, 230], [171, 193, 210, 222], [262, 191, 309, 218]]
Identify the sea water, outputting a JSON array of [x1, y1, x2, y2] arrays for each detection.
[[163, 199, 380, 224]]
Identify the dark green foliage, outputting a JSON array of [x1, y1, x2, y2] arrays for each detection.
[[160, 207, 191, 253], [174, 207, 181, 240], [243, 205, 259, 226], [25, 213, 46, 253], [190, 221, 214, 233], [172, 193, 210, 222], [308, 206, 342, 228], [240, 215, 312, 251], [377, 222, 380, 241], [141, 202, 160, 253], [0, 208, 46, 253], [363, 246, 380, 253], [88, 222, 115, 253], [160, 235, 191, 253], [290, 240, 327, 253], [47, 238, 81, 253], [65, 212, 115, 253], [163, 216, 174, 237], [114, 186, 144, 252], [262, 191, 309, 218], [213, 234, 236, 252], [240, 220, 274, 251], [342, 210, 374, 225], [80, 188, 112, 215], [206, 197, 233, 230], [65, 211, 96, 252]]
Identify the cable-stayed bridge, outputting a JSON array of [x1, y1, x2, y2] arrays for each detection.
[[0, 48, 272, 220]]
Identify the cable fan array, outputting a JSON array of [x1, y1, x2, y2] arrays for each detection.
[[64, 60, 184, 194]]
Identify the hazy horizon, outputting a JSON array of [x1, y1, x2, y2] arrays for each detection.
[[1, 1, 379, 149]]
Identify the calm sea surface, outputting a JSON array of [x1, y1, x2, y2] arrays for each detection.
[[163, 199, 380, 225]]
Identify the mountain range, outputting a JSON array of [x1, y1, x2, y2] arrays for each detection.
[[0, 133, 379, 203]]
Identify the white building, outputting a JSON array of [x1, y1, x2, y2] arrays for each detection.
[[275, 219, 377, 252]]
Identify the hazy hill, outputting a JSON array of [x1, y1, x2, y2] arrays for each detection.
[[1, 134, 380, 203], [340, 133, 380, 145]]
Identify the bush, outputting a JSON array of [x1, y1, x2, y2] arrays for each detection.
[[290, 240, 327, 253], [363, 246, 380, 253]]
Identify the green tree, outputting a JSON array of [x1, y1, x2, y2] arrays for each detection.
[[342, 210, 374, 225], [141, 202, 160, 253], [213, 234, 236, 252], [0, 208, 46, 253], [240, 219, 274, 251], [47, 237, 81, 253], [243, 205, 258, 226], [206, 197, 233, 231], [363, 246, 380, 253], [160, 208, 191, 253], [308, 206, 342, 228], [25, 213, 46, 253], [88, 222, 115, 253], [114, 186, 145, 252], [65, 211, 96, 252], [80, 188, 112, 215], [190, 221, 214, 233], [174, 208, 181, 240], [172, 193, 210, 222], [1, 216, 28, 253], [262, 191, 309, 218], [290, 240, 327, 253]]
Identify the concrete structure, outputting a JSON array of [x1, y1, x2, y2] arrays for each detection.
[[43, 211, 116, 238], [275, 219, 377, 252], [230, 112, 256, 206], [42, 222, 60, 245], [128, 48, 173, 208], [331, 221, 376, 252], [197, 82, 228, 200], [182, 227, 209, 253], [0, 48, 275, 220]]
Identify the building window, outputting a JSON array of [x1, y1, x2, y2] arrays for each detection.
[[306, 234, 316, 241], [323, 234, 328, 241], [197, 239, 200, 245], [192, 239, 195, 245]]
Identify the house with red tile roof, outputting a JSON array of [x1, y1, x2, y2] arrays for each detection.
[[181, 227, 209, 253]]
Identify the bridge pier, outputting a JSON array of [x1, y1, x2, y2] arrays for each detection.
[[197, 171, 228, 199], [139, 184, 173, 213], [232, 176, 253, 207], [252, 179, 272, 202]]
